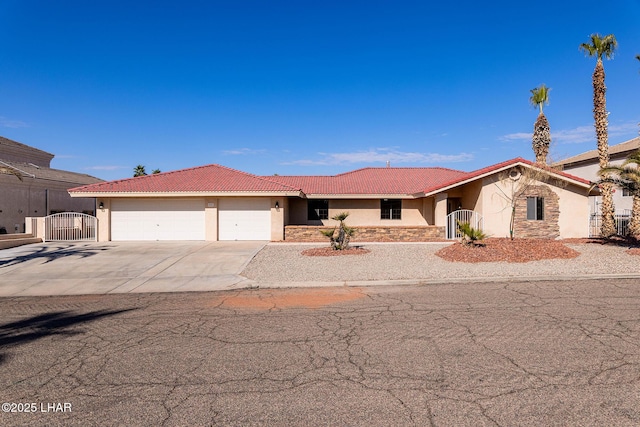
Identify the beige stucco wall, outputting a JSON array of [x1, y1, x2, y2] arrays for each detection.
[[204, 198, 218, 241], [475, 175, 589, 239], [0, 175, 95, 233], [270, 197, 285, 241], [287, 198, 430, 227]]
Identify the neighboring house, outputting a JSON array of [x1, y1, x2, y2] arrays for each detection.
[[554, 136, 640, 216], [69, 157, 594, 242], [0, 136, 103, 233]]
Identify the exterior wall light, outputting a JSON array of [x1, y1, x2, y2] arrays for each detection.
[[99, 202, 104, 210], [275, 201, 279, 209]]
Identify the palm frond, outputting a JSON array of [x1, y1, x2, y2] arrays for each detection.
[[580, 33, 617, 60], [0, 166, 23, 181], [529, 84, 550, 113]]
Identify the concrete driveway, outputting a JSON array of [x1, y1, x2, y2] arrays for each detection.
[[0, 241, 265, 297]]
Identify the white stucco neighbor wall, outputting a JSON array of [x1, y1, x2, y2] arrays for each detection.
[[562, 161, 633, 214]]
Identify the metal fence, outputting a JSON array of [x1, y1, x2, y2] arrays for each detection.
[[589, 213, 631, 238], [44, 212, 97, 242], [446, 209, 484, 240]]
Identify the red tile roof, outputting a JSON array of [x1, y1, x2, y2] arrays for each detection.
[[69, 164, 301, 193], [69, 158, 592, 196], [423, 157, 591, 194], [266, 167, 467, 195]]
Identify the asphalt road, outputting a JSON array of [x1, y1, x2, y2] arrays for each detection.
[[1, 279, 639, 426]]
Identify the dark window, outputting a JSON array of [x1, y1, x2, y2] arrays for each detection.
[[308, 200, 329, 220], [623, 188, 632, 197], [526, 197, 544, 220], [381, 199, 401, 220]]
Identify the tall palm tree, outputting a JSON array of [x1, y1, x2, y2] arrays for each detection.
[[530, 84, 551, 164], [133, 165, 147, 177], [580, 33, 618, 237], [598, 151, 640, 239]]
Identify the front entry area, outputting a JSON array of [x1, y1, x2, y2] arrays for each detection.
[[111, 199, 206, 241], [218, 198, 271, 241]]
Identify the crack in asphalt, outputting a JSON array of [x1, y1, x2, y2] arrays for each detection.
[[1, 279, 639, 426]]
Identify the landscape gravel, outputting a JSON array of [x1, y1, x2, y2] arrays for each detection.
[[241, 243, 640, 283]]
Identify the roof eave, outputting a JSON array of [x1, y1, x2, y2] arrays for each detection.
[[69, 190, 304, 198], [423, 161, 591, 197]]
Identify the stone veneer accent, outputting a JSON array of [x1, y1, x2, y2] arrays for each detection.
[[514, 184, 560, 239], [284, 225, 446, 242]]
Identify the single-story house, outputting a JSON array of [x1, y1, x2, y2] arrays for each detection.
[[0, 136, 102, 233], [69, 157, 595, 242]]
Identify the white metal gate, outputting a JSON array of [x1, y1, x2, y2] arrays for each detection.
[[44, 212, 97, 242], [446, 209, 483, 240]]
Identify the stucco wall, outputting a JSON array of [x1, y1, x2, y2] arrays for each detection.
[[562, 160, 632, 214], [286, 198, 430, 227], [478, 175, 589, 239], [0, 175, 95, 234]]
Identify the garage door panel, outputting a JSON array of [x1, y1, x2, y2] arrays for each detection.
[[218, 198, 271, 241], [111, 199, 205, 241]]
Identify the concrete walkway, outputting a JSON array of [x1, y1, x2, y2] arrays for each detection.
[[0, 241, 266, 297]]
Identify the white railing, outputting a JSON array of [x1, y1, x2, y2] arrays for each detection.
[[44, 212, 97, 242], [446, 209, 484, 240], [589, 213, 631, 238]]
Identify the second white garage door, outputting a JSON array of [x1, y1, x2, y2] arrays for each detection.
[[218, 198, 271, 240], [111, 199, 205, 241]]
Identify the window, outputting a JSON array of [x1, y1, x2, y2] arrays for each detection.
[[381, 199, 401, 220], [623, 188, 632, 197], [526, 197, 544, 220], [308, 200, 328, 220]]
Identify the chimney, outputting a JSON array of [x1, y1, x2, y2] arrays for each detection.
[[386, 161, 390, 168]]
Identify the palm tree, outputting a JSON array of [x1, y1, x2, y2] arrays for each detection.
[[530, 84, 551, 164], [597, 151, 640, 239], [133, 165, 147, 177], [580, 33, 618, 237], [152, 169, 161, 174]]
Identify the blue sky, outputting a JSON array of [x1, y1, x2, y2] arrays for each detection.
[[1, 0, 639, 181]]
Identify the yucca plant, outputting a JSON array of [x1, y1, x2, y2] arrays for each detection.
[[457, 220, 487, 246], [320, 212, 355, 250]]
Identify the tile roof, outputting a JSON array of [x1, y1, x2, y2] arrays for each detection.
[[554, 137, 640, 167], [69, 164, 301, 193], [266, 167, 468, 195], [69, 158, 592, 197], [422, 157, 591, 195], [0, 160, 103, 185]]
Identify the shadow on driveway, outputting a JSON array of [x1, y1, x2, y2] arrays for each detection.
[[0, 243, 112, 269]]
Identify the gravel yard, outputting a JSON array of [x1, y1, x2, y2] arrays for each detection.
[[242, 242, 640, 283]]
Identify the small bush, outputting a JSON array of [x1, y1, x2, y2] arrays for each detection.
[[457, 220, 487, 246]]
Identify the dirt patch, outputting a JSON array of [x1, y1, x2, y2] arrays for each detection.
[[209, 287, 366, 310], [301, 247, 371, 256], [436, 238, 580, 263], [627, 248, 640, 256]]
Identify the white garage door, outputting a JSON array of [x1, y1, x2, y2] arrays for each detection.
[[111, 199, 205, 241], [218, 198, 271, 240]]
